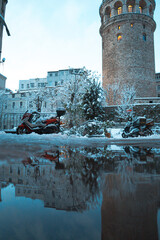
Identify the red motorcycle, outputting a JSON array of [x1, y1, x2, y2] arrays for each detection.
[[16, 109, 65, 135]]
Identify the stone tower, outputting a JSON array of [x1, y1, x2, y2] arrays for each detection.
[[0, 0, 9, 60], [99, 0, 156, 105]]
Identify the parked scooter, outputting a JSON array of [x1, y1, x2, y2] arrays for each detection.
[[122, 117, 154, 138], [16, 109, 65, 135]]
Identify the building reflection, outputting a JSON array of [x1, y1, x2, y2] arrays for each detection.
[[101, 172, 160, 240], [0, 145, 160, 238]]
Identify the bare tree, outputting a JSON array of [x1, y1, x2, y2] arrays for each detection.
[[104, 81, 121, 105], [57, 68, 101, 127], [29, 87, 55, 112], [116, 84, 136, 120]]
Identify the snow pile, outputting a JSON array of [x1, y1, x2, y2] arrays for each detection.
[[110, 128, 123, 138]]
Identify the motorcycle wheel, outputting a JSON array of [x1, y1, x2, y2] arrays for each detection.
[[122, 132, 128, 138], [17, 127, 30, 135]]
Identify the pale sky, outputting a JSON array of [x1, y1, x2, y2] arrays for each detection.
[[1, 0, 160, 91]]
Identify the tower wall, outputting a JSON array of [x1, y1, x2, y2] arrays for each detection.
[[100, 0, 156, 104]]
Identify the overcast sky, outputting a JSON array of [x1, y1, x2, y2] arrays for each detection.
[[1, 0, 160, 91]]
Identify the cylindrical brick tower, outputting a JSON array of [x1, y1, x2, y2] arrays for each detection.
[[0, 0, 9, 60], [99, 0, 156, 105]]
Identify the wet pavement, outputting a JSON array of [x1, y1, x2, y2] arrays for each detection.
[[0, 140, 160, 239]]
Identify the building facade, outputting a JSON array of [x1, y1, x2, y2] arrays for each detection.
[[47, 68, 82, 87], [0, 68, 83, 129], [19, 78, 47, 92], [0, 73, 6, 89], [99, 0, 156, 105]]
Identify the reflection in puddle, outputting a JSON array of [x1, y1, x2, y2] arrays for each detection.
[[0, 145, 160, 239]]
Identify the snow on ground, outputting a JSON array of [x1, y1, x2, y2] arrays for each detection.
[[0, 128, 160, 154]]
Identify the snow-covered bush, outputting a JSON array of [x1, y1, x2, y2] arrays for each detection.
[[82, 79, 105, 121], [63, 120, 114, 137]]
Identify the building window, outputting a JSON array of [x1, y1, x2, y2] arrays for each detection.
[[118, 25, 121, 30], [143, 24, 145, 29], [157, 85, 160, 91], [143, 33, 146, 41], [27, 84, 29, 88], [158, 94, 160, 97], [118, 7, 122, 15], [50, 73, 52, 77], [21, 93, 26, 97], [117, 34, 122, 41], [12, 94, 15, 98], [29, 102, 33, 108], [131, 23, 134, 27], [20, 102, 23, 108], [12, 102, 15, 108], [21, 84, 24, 89], [55, 72, 58, 77], [128, 5, 133, 12], [55, 81, 58, 86]]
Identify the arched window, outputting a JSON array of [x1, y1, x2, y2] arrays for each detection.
[[114, 1, 123, 15], [127, 0, 135, 12], [118, 7, 122, 15], [105, 6, 111, 20], [139, 0, 146, 14], [139, 6, 142, 13], [128, 5, 133, 12], [117, 34, 122, 41]]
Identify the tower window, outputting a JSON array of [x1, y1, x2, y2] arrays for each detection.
[[105, 6, 111, 20], [114, 1, 123, 15], [139, 0, 147, 14], [139, 6, 142, 13], [143, 33, 146, 41], [128, 5, 133, 12], [118, 7, 122, 15], [117, 34, 122, 41], [149, 5, 153, 16]]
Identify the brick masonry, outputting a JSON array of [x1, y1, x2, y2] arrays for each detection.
[[100, 0, 157, 104]]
